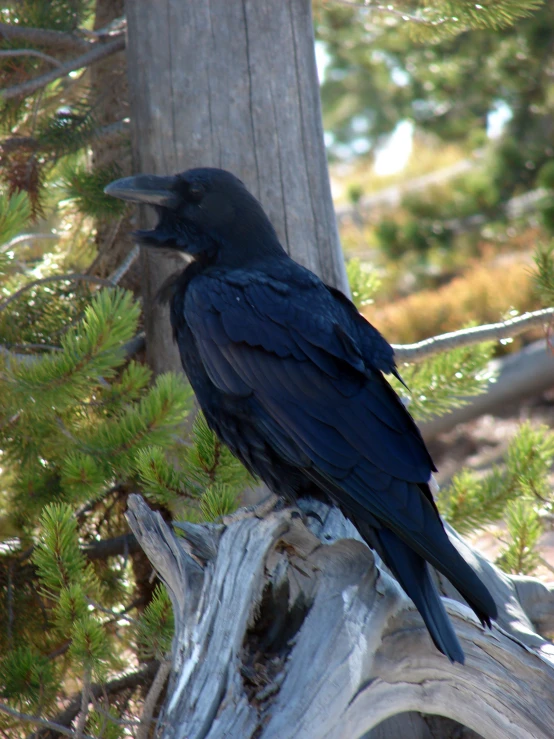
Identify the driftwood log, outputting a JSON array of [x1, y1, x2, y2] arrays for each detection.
[[126, 494, 554, 739]]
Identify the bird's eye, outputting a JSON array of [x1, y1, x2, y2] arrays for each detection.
[[188, 185, 204, 203]]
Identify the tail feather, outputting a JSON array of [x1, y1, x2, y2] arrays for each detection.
[[368, 526, 465, 663]]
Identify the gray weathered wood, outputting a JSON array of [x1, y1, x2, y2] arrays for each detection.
[[123, 0, 348, 375], [126, 495, 554, 739]]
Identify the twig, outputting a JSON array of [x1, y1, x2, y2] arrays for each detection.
[[2, 36, 125, 101], [96, 118, 131, 141], [1, 232, 58, 252], [33, 662, 159, 739], [0, 701, 94, 739], [86, 597, 140, 625], [136, 659, 171, 739], [109, 245, 140, 285], [0, 23, 90, 53], [0, 273, 114, 313], [78, 17, 127, 40], [393, 307, 554, 361], [75, 669, 91, 739], [0, 48, 63, 67]]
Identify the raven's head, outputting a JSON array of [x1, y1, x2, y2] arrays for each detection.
[[104, 167, 285, 265]]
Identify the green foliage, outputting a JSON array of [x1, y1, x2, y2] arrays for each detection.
[[533, 242, 554, 304], [0, 646, 57, 711], [37, 105, 98, 159], [0, 191, 31, 245], [439, 422, 554, 537], [32, 503, 98, 596], [69, 615, 111, 675], [407, 1, 545, 42], [496, 499, 542, 575], [136, 584, 174, 660], [1, 1, 92, 33], [200, 483, 240, 522], [187, 412, 255, 492], [346, 257, 381, 308], [7, 288, 140, 412], [62, 163, 127, 219], [136, 412, 254, 516], [391, 340, 496, 422], [86, 707, 124, 739]]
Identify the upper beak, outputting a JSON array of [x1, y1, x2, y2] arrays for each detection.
[[104, 174, 179, 208]]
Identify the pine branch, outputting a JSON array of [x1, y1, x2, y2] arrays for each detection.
[[0, 49, 63, 68], [2, 36, 125, 101], [330, 0, 448, 25], [0, 23, 90, 54], [0, 273, 114, 313], [0, 119, 130, 161], [393, 307, 554, 361], [0, 703, 93, 739]]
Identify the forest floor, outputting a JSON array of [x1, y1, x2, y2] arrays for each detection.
[[428, 388, 554, 583]]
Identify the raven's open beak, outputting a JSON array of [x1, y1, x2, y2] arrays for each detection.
[[104, 175, 179, 208]]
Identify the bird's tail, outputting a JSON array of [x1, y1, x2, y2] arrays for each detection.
[[366, 525, 465, 663]]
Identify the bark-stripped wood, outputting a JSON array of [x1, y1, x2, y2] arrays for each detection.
[[123, 0, 347, 375], [126, 495, 554, 739]]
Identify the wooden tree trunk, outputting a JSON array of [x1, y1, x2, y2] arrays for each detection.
[[123, 0, 348, 375], [89, 0, 137, 287], [126, 495, 554, 739]]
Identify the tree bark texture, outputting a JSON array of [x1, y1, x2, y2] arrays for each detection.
[[89, 0, 137, 287], [123, 0, 348, 375], [126, 495, 554, 739]]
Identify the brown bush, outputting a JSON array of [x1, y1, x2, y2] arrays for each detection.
[[364, 257, 540, 344]]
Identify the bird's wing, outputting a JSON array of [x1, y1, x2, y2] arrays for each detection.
[[184, 270, 500, 628], [186, 270, 438, 516]]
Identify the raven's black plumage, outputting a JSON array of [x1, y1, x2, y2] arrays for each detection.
[[105, 167, 497, 663]]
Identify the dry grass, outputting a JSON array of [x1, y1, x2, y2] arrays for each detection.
[[364, 256, 541, 344]]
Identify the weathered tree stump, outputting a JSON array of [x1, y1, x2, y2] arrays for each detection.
[[126, 494, 554, 739]]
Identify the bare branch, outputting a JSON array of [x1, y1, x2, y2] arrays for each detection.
[[0, 701, 94, 739], [2, 36, 125, 101], [0, 23, 90, 53], [33, 663, 159, 739], [393, 307, 554, 361], [1, 232, 58, 252], [137, 660, 171, 739], [0, 49, 63, 68], [75, 669, 91, 739], [96, 118, 131, 141], [78, 17, 127, 40], [109, 245, 140, 285]]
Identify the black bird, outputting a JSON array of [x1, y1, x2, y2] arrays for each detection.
[[105, 167, 497, 662]]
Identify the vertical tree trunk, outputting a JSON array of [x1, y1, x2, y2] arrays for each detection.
[[89, 0, 136, 287], [123, 0, 348, 375]]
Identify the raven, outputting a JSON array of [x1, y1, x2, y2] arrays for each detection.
[[105, 167, 497, 662]]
